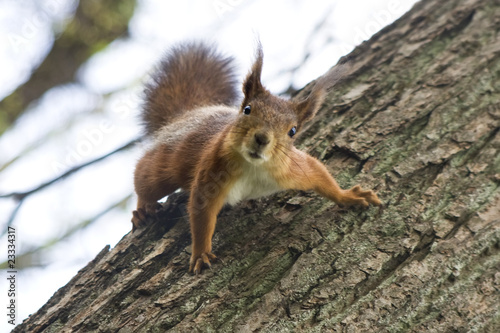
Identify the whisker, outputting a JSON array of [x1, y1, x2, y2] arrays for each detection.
[[275, 148, 291, 172], [231, 124, 249, 131], [276, 143, 293, 153], [228, 129, 249, 135], [275, 144, 311, 186]]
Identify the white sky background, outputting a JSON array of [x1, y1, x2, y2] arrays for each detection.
[[0, 0, 419, 330]]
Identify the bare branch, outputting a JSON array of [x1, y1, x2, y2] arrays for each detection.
[[0, 194, 133, 270], [0, 0, 136, 134], [1, 137, 140, 233]]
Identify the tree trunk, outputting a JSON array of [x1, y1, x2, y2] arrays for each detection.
[[15, 0, 500, 331]]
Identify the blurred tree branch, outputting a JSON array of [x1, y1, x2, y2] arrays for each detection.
[[0, 193, 132, 270], [0, 0, 136, 134], [277, 5, 335, 97], [0, 137, 140, 233]]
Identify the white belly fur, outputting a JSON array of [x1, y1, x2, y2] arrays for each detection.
[[225, 163, 282, 205]]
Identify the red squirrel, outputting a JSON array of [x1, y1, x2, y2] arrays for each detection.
[[132, 42, 381, 274]]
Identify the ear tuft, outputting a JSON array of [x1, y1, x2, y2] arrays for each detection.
[[295, 60, 353, 125], [296, 88, 326, 125], [242, 42, 265, 101]]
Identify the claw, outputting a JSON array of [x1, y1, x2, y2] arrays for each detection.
[[357, 188, 382, 206], [343, 185, 382, 207], [190, 252, 217, 275], [131, 202, 162, 230]]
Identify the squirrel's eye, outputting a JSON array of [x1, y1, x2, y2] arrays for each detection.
[[288, 126, 297, 138], [243, 105, 251, 115]]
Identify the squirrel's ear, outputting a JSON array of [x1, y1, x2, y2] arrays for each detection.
[[295, 62, 351, 125], [243, 43, 264, 100], [296, 88, 326, 125]]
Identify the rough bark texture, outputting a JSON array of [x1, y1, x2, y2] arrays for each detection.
[[15, 0, 500, 331]]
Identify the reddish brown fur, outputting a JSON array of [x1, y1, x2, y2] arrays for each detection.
[[132, 42, 381, 274]]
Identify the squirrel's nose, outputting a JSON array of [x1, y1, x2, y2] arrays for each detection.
[[254, 132, 270, 146]]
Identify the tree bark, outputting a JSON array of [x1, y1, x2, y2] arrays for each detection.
[[15, 0, 500, 331]]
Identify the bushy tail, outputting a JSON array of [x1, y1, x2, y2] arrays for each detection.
[[142, 42, 239, 136]]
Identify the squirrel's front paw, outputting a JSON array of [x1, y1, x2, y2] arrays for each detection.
[[341, 185, 382, 207], [189, 252, 217, 275], [131, 202, 162, 230]]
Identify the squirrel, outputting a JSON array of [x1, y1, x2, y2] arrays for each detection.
[[132, 41, 382, 274]]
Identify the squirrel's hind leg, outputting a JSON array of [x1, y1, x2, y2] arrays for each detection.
[[132, 181, 180, 230], [132, 199, 163, 230], [132, 149, 181, 230]]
